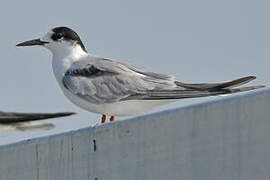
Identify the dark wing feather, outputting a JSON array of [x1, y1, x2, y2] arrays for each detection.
[[123, 86, 264, 100], [175, 76, 256, 90]]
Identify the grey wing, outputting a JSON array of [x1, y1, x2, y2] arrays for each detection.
[[62, 56, 179, 104], [62, 56, 264, 103]]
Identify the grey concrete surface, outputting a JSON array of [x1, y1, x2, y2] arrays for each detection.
[[0, 89, 269, 180]]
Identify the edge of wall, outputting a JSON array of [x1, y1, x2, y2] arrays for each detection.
[[1, 88, 268, 151]]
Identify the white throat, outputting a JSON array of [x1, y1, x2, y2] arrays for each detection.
[[51, 44, 88, 82]]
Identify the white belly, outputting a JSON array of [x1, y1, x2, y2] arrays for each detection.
[[61, 85, 175, 116]]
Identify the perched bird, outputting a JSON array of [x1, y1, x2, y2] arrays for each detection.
[[0, 111, 75, 131], [17, 27, 264, 123]]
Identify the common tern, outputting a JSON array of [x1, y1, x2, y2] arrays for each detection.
[[16, 27, 264, 123]]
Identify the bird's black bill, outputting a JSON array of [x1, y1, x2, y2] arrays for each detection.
[[16, 39, 49, 46]]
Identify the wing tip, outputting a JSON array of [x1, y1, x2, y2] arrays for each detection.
[[247, 75, 256, 79], [250, 85, 266, 89], [244, 75, 256, 82], [53, 112, 77, 116], [231, 85, 266, 92]]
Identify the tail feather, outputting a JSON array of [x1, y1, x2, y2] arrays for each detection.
[[123, 85, 265, 100], [175, 76, 256, 90]]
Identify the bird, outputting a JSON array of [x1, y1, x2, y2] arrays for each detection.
[[0, 111, 75, 131], [16, 26, 264, 124]]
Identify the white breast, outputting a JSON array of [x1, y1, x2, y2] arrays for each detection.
[[60, 86, 175, 116]]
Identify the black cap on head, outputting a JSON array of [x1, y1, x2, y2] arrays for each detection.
[[51, 27, 87, 52]]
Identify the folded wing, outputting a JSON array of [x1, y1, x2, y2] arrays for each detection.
[[63, 56, 264, 103]]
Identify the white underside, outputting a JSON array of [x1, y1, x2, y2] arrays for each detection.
[[61, 86, 176, 116]]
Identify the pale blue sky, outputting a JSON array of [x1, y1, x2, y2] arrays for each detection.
[[0, 0, 269, 144]]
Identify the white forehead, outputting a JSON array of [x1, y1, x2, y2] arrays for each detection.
[[40, 30, 54, 42]]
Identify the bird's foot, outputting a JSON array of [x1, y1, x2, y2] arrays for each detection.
[[110, 116, 115, 122], [101, 114, 106, 123]]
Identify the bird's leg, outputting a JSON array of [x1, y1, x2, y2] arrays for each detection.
[[110, 116, 115, 122], [101, 114, 106, 123]]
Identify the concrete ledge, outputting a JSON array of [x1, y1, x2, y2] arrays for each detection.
[[0, 89, 270, 180]]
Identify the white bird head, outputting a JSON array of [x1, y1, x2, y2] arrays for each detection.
[[16, 27, 87, 57]]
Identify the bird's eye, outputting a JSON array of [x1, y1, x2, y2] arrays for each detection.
[[55, 33, 63, 39], [52, 33, 64, 41]]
